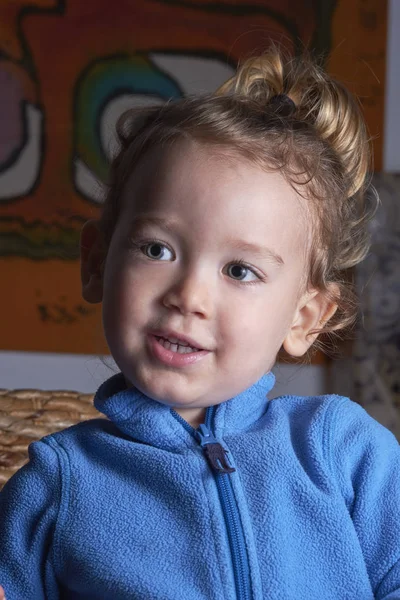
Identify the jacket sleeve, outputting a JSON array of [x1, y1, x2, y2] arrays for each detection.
[[0, 438, 62, 600], [329, 398, 400, 600]]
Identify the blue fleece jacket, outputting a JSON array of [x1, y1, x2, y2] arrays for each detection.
[[1, 371, 400, 599]]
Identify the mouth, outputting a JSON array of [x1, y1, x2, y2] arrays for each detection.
[[148, 333, 210, 367], [154, 336, 200, 354], [150, 329, 207, 351]]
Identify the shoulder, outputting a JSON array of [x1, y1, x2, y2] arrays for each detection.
[[269, 392, 347, 432], [269, 393, 399, 459], [41, 416, 122, 454], [4, 418, 117, 488], [270, 391, 394, 430]]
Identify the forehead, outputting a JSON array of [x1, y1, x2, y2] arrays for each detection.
[[120, 138, 310, 260]]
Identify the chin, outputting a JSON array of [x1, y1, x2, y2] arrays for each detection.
[[126, 371, 188, 405]]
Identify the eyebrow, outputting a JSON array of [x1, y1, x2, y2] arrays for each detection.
[[227, 239, 284, 266], [130, 215, 284, 266], [130, 215, 179, 234]]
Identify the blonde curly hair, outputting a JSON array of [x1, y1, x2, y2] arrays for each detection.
[[98, 46, 375, 352]]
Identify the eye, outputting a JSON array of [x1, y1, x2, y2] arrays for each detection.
[[142, 241, 173, 261], [226, 262, 260, 283]]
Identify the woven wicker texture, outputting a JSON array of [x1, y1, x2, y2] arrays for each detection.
[[0, 389, 104, 491]]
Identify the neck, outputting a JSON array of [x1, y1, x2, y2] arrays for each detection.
[[123, 375, 208, 429], [173, 406, 207, 429]]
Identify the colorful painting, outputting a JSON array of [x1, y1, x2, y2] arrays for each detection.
[[0, 0, 387, 356]]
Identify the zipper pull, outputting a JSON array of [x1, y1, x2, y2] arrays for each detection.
[[196, 424, 236, 474]]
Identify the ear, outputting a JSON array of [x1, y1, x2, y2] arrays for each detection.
[[282, 287, 338, 357], [80, 220, 106, 304]]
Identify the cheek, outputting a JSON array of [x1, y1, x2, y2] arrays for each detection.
[[103, 261, 143, 326], [223, 288, 297, 347]]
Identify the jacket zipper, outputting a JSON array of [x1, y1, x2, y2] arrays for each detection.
[[171, 406, 252, 600]]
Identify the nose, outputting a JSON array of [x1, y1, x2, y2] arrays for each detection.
[[161, 269, 213, 318]]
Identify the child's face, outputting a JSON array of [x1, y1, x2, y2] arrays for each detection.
[[88, 139, 316, 421]]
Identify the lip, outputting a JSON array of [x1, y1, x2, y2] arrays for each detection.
[[149, 329, 208, 351], [147, 334, 210, 368]]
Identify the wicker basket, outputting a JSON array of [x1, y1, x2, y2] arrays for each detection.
[[0, 389, 104, 491]]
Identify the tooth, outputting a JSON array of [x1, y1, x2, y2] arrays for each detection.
[[168, 336, 188, 346], [177, 345, 195, 354], [158, 337, 198, 353]]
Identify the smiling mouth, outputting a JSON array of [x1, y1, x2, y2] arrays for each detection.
[[155, 336, 200, 354], [148, 334, 209, 367]]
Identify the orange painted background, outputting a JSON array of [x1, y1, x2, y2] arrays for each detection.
[[0, 0, 387, 357]]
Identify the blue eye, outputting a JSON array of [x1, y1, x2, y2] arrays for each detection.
[[132, 239, 265, 285], [143, 242, 173, 261], [227, 262, 260, 283]]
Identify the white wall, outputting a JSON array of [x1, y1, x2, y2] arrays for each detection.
[[383, 0, 400, 171], [0, 350, 326, 397]]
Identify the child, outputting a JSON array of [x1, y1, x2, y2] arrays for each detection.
[[1, 47, 400, 600]]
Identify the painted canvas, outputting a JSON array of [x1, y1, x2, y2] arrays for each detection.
[[0, 0, 387, 357]]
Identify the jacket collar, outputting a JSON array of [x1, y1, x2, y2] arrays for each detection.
[[94, 371, 275, 451]]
